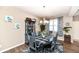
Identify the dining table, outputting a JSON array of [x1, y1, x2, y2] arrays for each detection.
[[34, 36, 53, 48]]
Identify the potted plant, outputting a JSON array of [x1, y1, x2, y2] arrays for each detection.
[[63, 27, 72, 35]]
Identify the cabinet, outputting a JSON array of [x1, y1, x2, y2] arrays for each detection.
[[25, 17, 36, 44], [64, 35, 71, 43]]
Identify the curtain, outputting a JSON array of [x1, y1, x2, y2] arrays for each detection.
[[57, 17, 63, 37]]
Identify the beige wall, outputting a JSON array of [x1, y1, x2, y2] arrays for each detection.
[[63, 16, 73, 27], [0, 7, 37, 52], [72, 21, 79, 41], [73, 16, 79, 40]]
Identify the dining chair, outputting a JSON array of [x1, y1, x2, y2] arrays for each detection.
[[51, 33, 64, 53]]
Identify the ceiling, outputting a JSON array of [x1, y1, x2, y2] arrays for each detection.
[[18, 6, 79, 18], [0, 0, 79, 18]]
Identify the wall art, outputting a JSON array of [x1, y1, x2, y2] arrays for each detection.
[[5, 16, 13, 22], [14, 22, 20, 30]]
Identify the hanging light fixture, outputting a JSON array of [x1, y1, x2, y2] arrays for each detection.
[[44, 18, 49, 24], [44, 20, 49, 24], [40, 17, 49, 24], [40, 20, 43, 24]]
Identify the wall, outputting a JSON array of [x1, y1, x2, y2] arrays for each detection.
[[72, 21, 79, 41], [73, 16, 79, 40], [0, 7, 37, 52]]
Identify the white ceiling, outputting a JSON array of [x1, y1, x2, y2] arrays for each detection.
[[0, 0, 79, 18], [18, 6, 79, 18]]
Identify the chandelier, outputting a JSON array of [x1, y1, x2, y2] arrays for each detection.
[[40, 18, 49, 24]]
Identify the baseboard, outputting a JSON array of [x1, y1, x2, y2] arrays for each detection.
[[73, 39, 79, 42], [0, 42, 25, 53]]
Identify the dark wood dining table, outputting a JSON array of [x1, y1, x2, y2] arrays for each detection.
[[34, 36, 54, 48]]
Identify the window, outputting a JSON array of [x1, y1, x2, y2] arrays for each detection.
[[49, 18, 58, 32], [49, 20, 54, 31]]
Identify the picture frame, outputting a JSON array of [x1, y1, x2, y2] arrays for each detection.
[[14, 22, 20, 30], [5, 16, 13, 22]]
